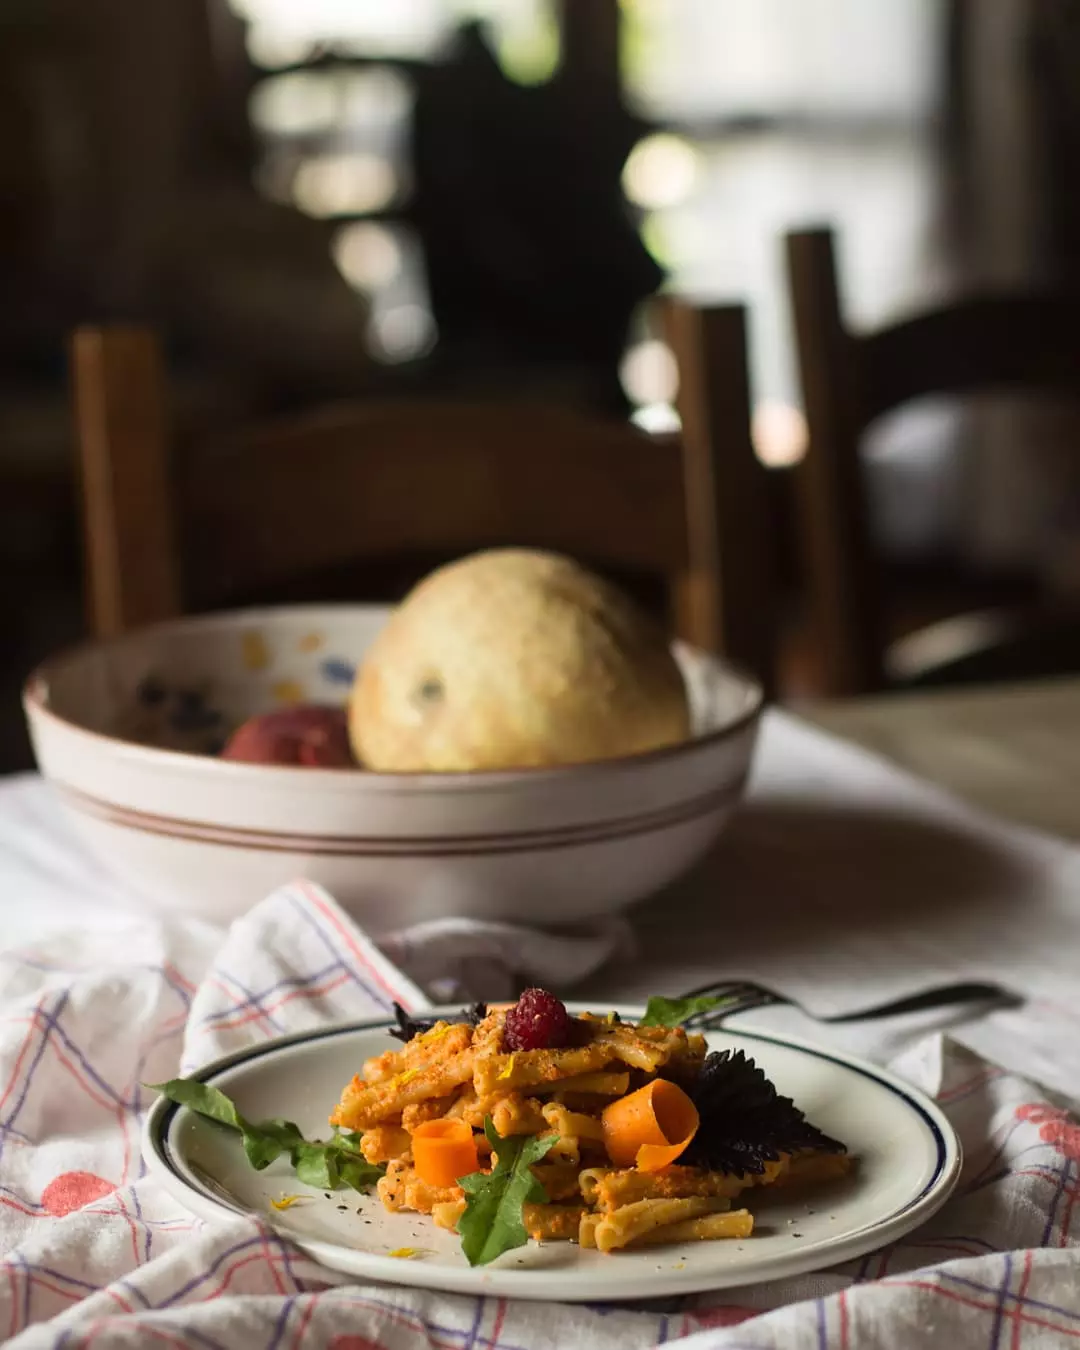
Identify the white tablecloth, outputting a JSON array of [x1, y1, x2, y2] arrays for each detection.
[[7, 710, 1077, 1090], [2, 708, 1080, 1347]]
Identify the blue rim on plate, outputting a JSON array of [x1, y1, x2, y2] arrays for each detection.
[[143, 1007, 963, 1302]]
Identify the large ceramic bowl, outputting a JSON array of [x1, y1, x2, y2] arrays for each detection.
[[23, 605, 762, 930]]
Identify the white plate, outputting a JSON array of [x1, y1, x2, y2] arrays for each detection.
[[142, 1006, 961, 1302]]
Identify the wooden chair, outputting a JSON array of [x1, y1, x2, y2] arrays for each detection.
[[71, 305, 778, 690], [786, 225, 1080, 696]]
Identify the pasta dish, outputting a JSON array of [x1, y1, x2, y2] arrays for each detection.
[[329, 990, 851, 1263]]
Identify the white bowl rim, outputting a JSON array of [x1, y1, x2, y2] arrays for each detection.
[[22, 603, 764, 791]]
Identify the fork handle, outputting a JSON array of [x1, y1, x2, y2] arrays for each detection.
[[823, 981, 1016, 1023], [680, 979, 1016, 1029]]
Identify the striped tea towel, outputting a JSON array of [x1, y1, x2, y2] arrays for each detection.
[[0, 881, 1079, 1348]]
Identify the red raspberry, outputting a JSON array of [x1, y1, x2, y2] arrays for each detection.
[[503, 988, 571, 1051]]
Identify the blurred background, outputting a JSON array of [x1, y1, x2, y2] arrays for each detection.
[[4, 0, 1080, 768]]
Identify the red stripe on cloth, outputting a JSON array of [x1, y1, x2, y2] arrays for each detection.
[[47, 1036, 118, 1116], [303, 883, 413, 1008], [0, 1195, 42, 1218], [1008, 1167, 1080, 1186], [163, 962, 197, 995], [306, 1292, 465, 1350], [260, 1227, 289, 1299], [212, 972, 353, 1034], [490, 1297, 507, 1347], [6, 1263, 19, 1341], [109, 1186, 142, 1268], [99, 1286, 135, 1317], [937, 1067, 1005, 1103], [290, 1296, 320, 1349], [1011, 1250, 1034, 1350], [116, 1104, 134, 1190], [208, 977, 275, 1036], [78, 1318, 199, 1350], [887, 1277, 1080, 1341], [198, 1248, 294, 1302], [0, 1006, 45, 1118], [20, 1273, 84, 1308]]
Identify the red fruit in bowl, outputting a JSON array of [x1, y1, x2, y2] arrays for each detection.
[[221, 705, 354, 767]]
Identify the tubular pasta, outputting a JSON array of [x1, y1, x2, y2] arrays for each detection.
[[359, 1125, 411, 1164], [542, 1102, 607, 1142], [334, 1003, 851, 1259], [594, 1167, 747, 1211], [579, 1168, 616, 1205], [579, 1212, 602, 1248], [332, 1051, 475, 1129], [523, 1204, 587, 1241], [530, 1159, 584, 1202], [474, 1043, 619, 1097], [628, 1209, 754, 1246], [534, 1073, 630, 1098], [769, 1152, 853, 1188], [594, 1197, 731, 1253], [433, 1198, 466, 1231], [490, 1094, 547, 1137]]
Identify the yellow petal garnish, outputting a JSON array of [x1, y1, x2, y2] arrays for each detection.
[[396, 1069, 419, 1086], [423, 1025, 452, 1045], [389, 1247, 426, 1259], [270, 1194, 303, 1211], [497, 1054, 517, 1081], [606, 1012, 618, 1024]]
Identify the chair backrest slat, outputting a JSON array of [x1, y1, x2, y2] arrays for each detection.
[[785, 228, 883, 694], [72, 311, 777, 688], [666, 301, 776, 688], [178, 402, 688, 608], [862, 295, 1080, 422], [786, 225, 1080, 696], [72, 327, 181, 638]]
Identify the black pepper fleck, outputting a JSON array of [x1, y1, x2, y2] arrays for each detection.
[[792, 1232, 803, 1238]]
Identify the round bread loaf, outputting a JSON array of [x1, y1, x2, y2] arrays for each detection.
[[349, 549, 690, 772]]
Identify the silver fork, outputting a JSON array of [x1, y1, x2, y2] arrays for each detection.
[[679, 979, 1020, 1031]]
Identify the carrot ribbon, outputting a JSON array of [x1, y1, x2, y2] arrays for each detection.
[[411, 1117, 480, 1187], [601, 1080, 699, 1172]]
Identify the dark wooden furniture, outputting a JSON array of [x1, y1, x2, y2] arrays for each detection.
[[71, 309, 778, 688], [786, 225, 1080, 695]]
